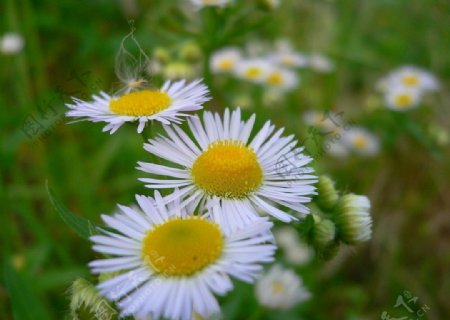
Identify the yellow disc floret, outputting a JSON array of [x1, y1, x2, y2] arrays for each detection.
[[402, 75, 419, 87], [244, 67, 262, 79], [191, 140, 263, 199], [110, 90, 171, 116], [267, 72, 284, 86], [394, 94, 413, 108], [218, 58, 235, 71], [142, 217, 223, 276], [353, 135, 368, 150]]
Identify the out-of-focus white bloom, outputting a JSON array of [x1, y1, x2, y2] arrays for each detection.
[[385, 66, 439, 93], [342, 127, 379, 157], [262, 0, 281, 9], [384, 85, 422, 111], [210, 48, 241, 73], [264, 67, 299, 91], [235, 59, 270, 83], [303, 110, 343, 134], [190, 0, 231, 8], [269, 48, 308, 69], [255, 265, 310, 310], [232, 94, 252, 109], [325, 140, 349, 158], [0, 32, 24, 55], [285, 243, 312, 265], [275, 226, 312, 266], [308, 53, 334, 73]]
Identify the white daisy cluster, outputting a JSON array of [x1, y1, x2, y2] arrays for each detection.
[[303, 110, 379, 158], [377, 65, 439, 111], [66, 59, 320, 317], [210, 40, 334, 93]]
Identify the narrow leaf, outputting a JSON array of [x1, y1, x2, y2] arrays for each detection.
[[46, 182, 99, 240], [4, 261, 51, 320]]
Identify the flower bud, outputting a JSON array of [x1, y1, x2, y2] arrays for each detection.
[[335, 194, 372, 244], [70, 278, 117, 320], [316, 175, 339, 211]]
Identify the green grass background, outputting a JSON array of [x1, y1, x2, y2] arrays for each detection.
[[1, 0, 449, 319]]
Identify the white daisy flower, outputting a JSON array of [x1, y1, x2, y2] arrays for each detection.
[[235, 59, 271, 83], [66, 79, 210, 134], [255, 264, 310, 310], [342, 127, 379, 157], [384, 85, 422, 111], [138, 108, 317, 232], [325, 139, 349, 159], [90, 192, 275, 320], [0, 32, 24, 55], [269, 50, 308, 69], [264, 67, 299, 92], [308, 53, 334, 73], [274, 226, 312, 266], [386, 65, 439, 93], [210, 47, 241, 74], [190, 0, 231, 8]]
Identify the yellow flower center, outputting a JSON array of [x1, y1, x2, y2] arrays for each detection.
[[244, 67, 262, 79], [353, 136, 368, 150], [394, 94, 413, 108], [109, 90, 171, 116], [267, 72, 284, 86], [142, 217, 223, 276], [191, 140, 263, 199], [402, 75, 419, 87], [271, 281, 285, 294], [281, 56, 295, 66], [218, 58, 234, 71]]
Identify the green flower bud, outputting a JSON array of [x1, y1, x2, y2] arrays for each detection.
[[316, 175, 339, 211], [312, 214, 336, 248], [335, 194, 372, 244], [70, 278, 117, 320], [153, 47, 171, 64], [180, 42, 202, 62]]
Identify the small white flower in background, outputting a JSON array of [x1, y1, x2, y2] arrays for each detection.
[[274, 226, 312, 266], [255, 265, 310, 310], [261, 0, 281, 10], [264, 67, 299, 91], [302, 110, 343, 135], [335, 194, 372, 244], [190, 0, 231, 8], [235, 58, 271, 83], [384, 85, 422, 111], [269, 46, 308, 69], [0, 32, 24, 55], [325, 139, 349, 159], [90, 191, 275, 320], [308, 53, 334, 73], [385, 66, 439, 93], [342, 127, 379, 157], [66, 79, 210, 134], [210, 47, 241, 74]]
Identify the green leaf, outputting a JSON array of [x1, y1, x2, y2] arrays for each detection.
[[46, 182, 99, 240], [4, 261, 51, 320]]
